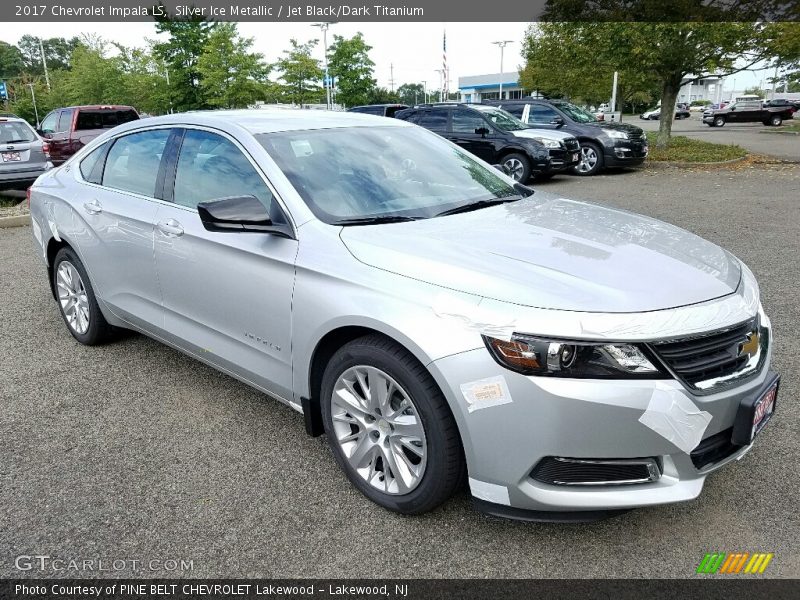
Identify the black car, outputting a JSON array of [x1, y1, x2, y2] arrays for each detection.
[[347, 104, 409, 117], [484, 98, 648, 175], [395, 103, 578, 182]]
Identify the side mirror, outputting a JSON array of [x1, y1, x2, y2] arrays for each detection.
[[197, 195, 293, 238], [475, 127, 490, 137]]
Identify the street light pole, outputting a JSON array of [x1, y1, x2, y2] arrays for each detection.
[[38, 37, 50, 92], [312, 22, 336, 109], [421, 80, 427, 104], [28, 83, 39, 126], [491, 40, 513, 100]]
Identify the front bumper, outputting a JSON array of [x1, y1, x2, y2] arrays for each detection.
[[602, 138, 648, 167], [430, 341, 774, 518], [544, 147, 581, 172]]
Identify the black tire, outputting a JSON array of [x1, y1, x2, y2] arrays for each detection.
[[714, 116, 725, 127], [534, 173, 555, 181], [52, 247, 115, 345], [769, 115, 782, 126], [572, 141, 604, 176], [500, 152, 531, 182], [321, 334, 465, 515]]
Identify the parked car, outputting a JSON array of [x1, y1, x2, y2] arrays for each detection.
[[485, 98, 648, 176], [347, 104, 409, 118], [763, 98, 800, 111], [37, 105, 139, 164], [639, 106, 690, 120], [0, 112, 20, 118], [702, 99, 794, 127], [395, 103, 578, 181], [0, 116, 52, 190], [30, 110, 778, 521]]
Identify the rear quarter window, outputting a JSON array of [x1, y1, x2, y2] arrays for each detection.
[[75, 109, 139, 131]]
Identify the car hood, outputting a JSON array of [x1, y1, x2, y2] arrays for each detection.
[[510, 129, 575, 142], [591, 121, 645, 135], [340, 193, 741, 313]]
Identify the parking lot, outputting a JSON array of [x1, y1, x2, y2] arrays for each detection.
[[1, 161, 798, 578], [634, 115, 800, 161]]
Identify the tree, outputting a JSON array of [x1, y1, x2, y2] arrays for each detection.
[[327, 33, 376, 107], [197, 23, 270, 108], [366, 87, 400, 104], [397, 83, 425, 106], [16, 35, 80, 74], [153, 15, 217, 111], [0, 41, 24, 79], [276, 39, 323, 107], [538, 1, 784, 148], [743, 86, 768, 98]]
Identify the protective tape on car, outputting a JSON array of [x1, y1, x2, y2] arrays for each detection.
[[431, 292, 516, 341], [468, 477, 511, 506], [638, 382, 712, 454], [48, 219, 61, 242], [460, 375, 513, 413]]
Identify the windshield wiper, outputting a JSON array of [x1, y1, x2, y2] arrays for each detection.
[[5, 139, 33, 144], [334, 215, 422, 226], [435, 196, 522, 217]]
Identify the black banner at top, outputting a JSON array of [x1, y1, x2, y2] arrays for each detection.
[[2, 0, 799, 22]]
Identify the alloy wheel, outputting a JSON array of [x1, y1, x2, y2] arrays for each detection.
[[577, 146, 598, 173], [330, 365, 427, 495], [56, 261, 90, 334], [503, 157, 525, 181]]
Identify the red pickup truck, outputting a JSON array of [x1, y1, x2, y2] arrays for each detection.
[[37, 105, 139, 165]]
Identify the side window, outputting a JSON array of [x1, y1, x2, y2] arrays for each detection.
[[172, 129, 273, 211], [79, 143, 107, 184], [102, 129, 170, 197], [417, 110, 447, 130], [503, 104, 525, 118], [57, 109, 74, 133], [530, 105, 560, 124], [451, 109, 488, 134], [39, 111, 57, 134]]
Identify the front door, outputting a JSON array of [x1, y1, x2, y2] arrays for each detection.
[[153, 128, 298, 401]]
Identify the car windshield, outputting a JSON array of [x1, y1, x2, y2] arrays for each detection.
[[551, 101, 597, 123], [474, 107, 527, 131], [0, 121, 36, 143], [257, 126, 518, 224]]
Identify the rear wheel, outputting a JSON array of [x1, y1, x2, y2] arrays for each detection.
[[573, 142, 604, 176], [321, 335, 464, 514], [500, 153, 531, 182], [52, 247, 114, 345], [769, 114, 782, 126]]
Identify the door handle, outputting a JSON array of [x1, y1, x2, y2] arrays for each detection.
[[157, 219, 184, 237], [83, 200, 102, 215]]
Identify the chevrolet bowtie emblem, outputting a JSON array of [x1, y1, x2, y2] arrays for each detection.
[[739, 331, 760, 360]]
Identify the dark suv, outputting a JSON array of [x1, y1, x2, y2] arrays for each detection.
[[347, 104, 409, 118], [37, 105, 139, 165], [395, 103, 579, 182], [484, 98, 648, 175]]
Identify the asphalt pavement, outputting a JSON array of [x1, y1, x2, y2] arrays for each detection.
[[1, 163, 799, 578]]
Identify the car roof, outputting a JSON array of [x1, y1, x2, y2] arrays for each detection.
[[110, 109, 412, 135], [0, 116, 30, 124], [350, 104, 408, 108], [61, 105, 137, 111]]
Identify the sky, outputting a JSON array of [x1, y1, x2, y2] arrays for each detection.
[[4, 21, 767, 92]]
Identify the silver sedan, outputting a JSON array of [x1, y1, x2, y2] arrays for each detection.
[[29, 110, 778, 520]]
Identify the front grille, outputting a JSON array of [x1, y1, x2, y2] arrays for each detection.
[[531, 457, 660, 486], [564, 138, 580, 151], [650, 319, 757, 387], [626, 130, 646, 143], [690, 428, 741, 469]]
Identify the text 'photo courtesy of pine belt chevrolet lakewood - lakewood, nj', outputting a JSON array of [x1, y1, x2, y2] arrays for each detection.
[[28, 109, 778, 522]]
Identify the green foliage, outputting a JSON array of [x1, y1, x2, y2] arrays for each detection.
[[366, 87, 400, 104], [396, 83, 425, 106], [743, 86, 767, 98], [327, 33, 376, 108], [276, 39, 323, 107], [0, 41, 25, 78], [16, 35, 80, 74], [197, 23, 270, 108]]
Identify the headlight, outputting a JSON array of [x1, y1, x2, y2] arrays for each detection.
[[483, 334, 664, 379], [605, 129, 628, 140], [532, 137, 562, 149]]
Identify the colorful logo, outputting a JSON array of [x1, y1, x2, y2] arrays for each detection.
[[696, 552, 774, 574]]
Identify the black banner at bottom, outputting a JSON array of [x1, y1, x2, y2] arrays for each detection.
[[2, 579, 799, 600]]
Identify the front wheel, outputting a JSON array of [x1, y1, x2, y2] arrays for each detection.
[[500, 153, 531, 182], [321, 335, 465, 514], [52, 247, 115, 345], [714, 116, 726, 127], [573, 142, 604, 176]]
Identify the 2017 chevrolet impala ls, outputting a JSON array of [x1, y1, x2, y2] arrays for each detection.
[[29, 110, 778, 521]]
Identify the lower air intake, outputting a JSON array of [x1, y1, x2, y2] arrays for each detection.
[[531, 456, 661, 486]]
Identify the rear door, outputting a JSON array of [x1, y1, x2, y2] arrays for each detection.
[[527, 104, 561, 130], [152, 127, 298, 401], [71, 127, 172, 330], [449, 108, 497, 162]]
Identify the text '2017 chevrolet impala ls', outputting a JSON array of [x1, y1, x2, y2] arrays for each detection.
[[30, 110, 778, 521]]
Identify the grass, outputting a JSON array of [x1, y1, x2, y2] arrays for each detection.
[[761, 122, 800, 134], [646, 132, 747, 163]]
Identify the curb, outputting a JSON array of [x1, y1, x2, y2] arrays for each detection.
[[645, 155, 749, 169], [0, 214, 30, 228], [758, 130, 799, 136]]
